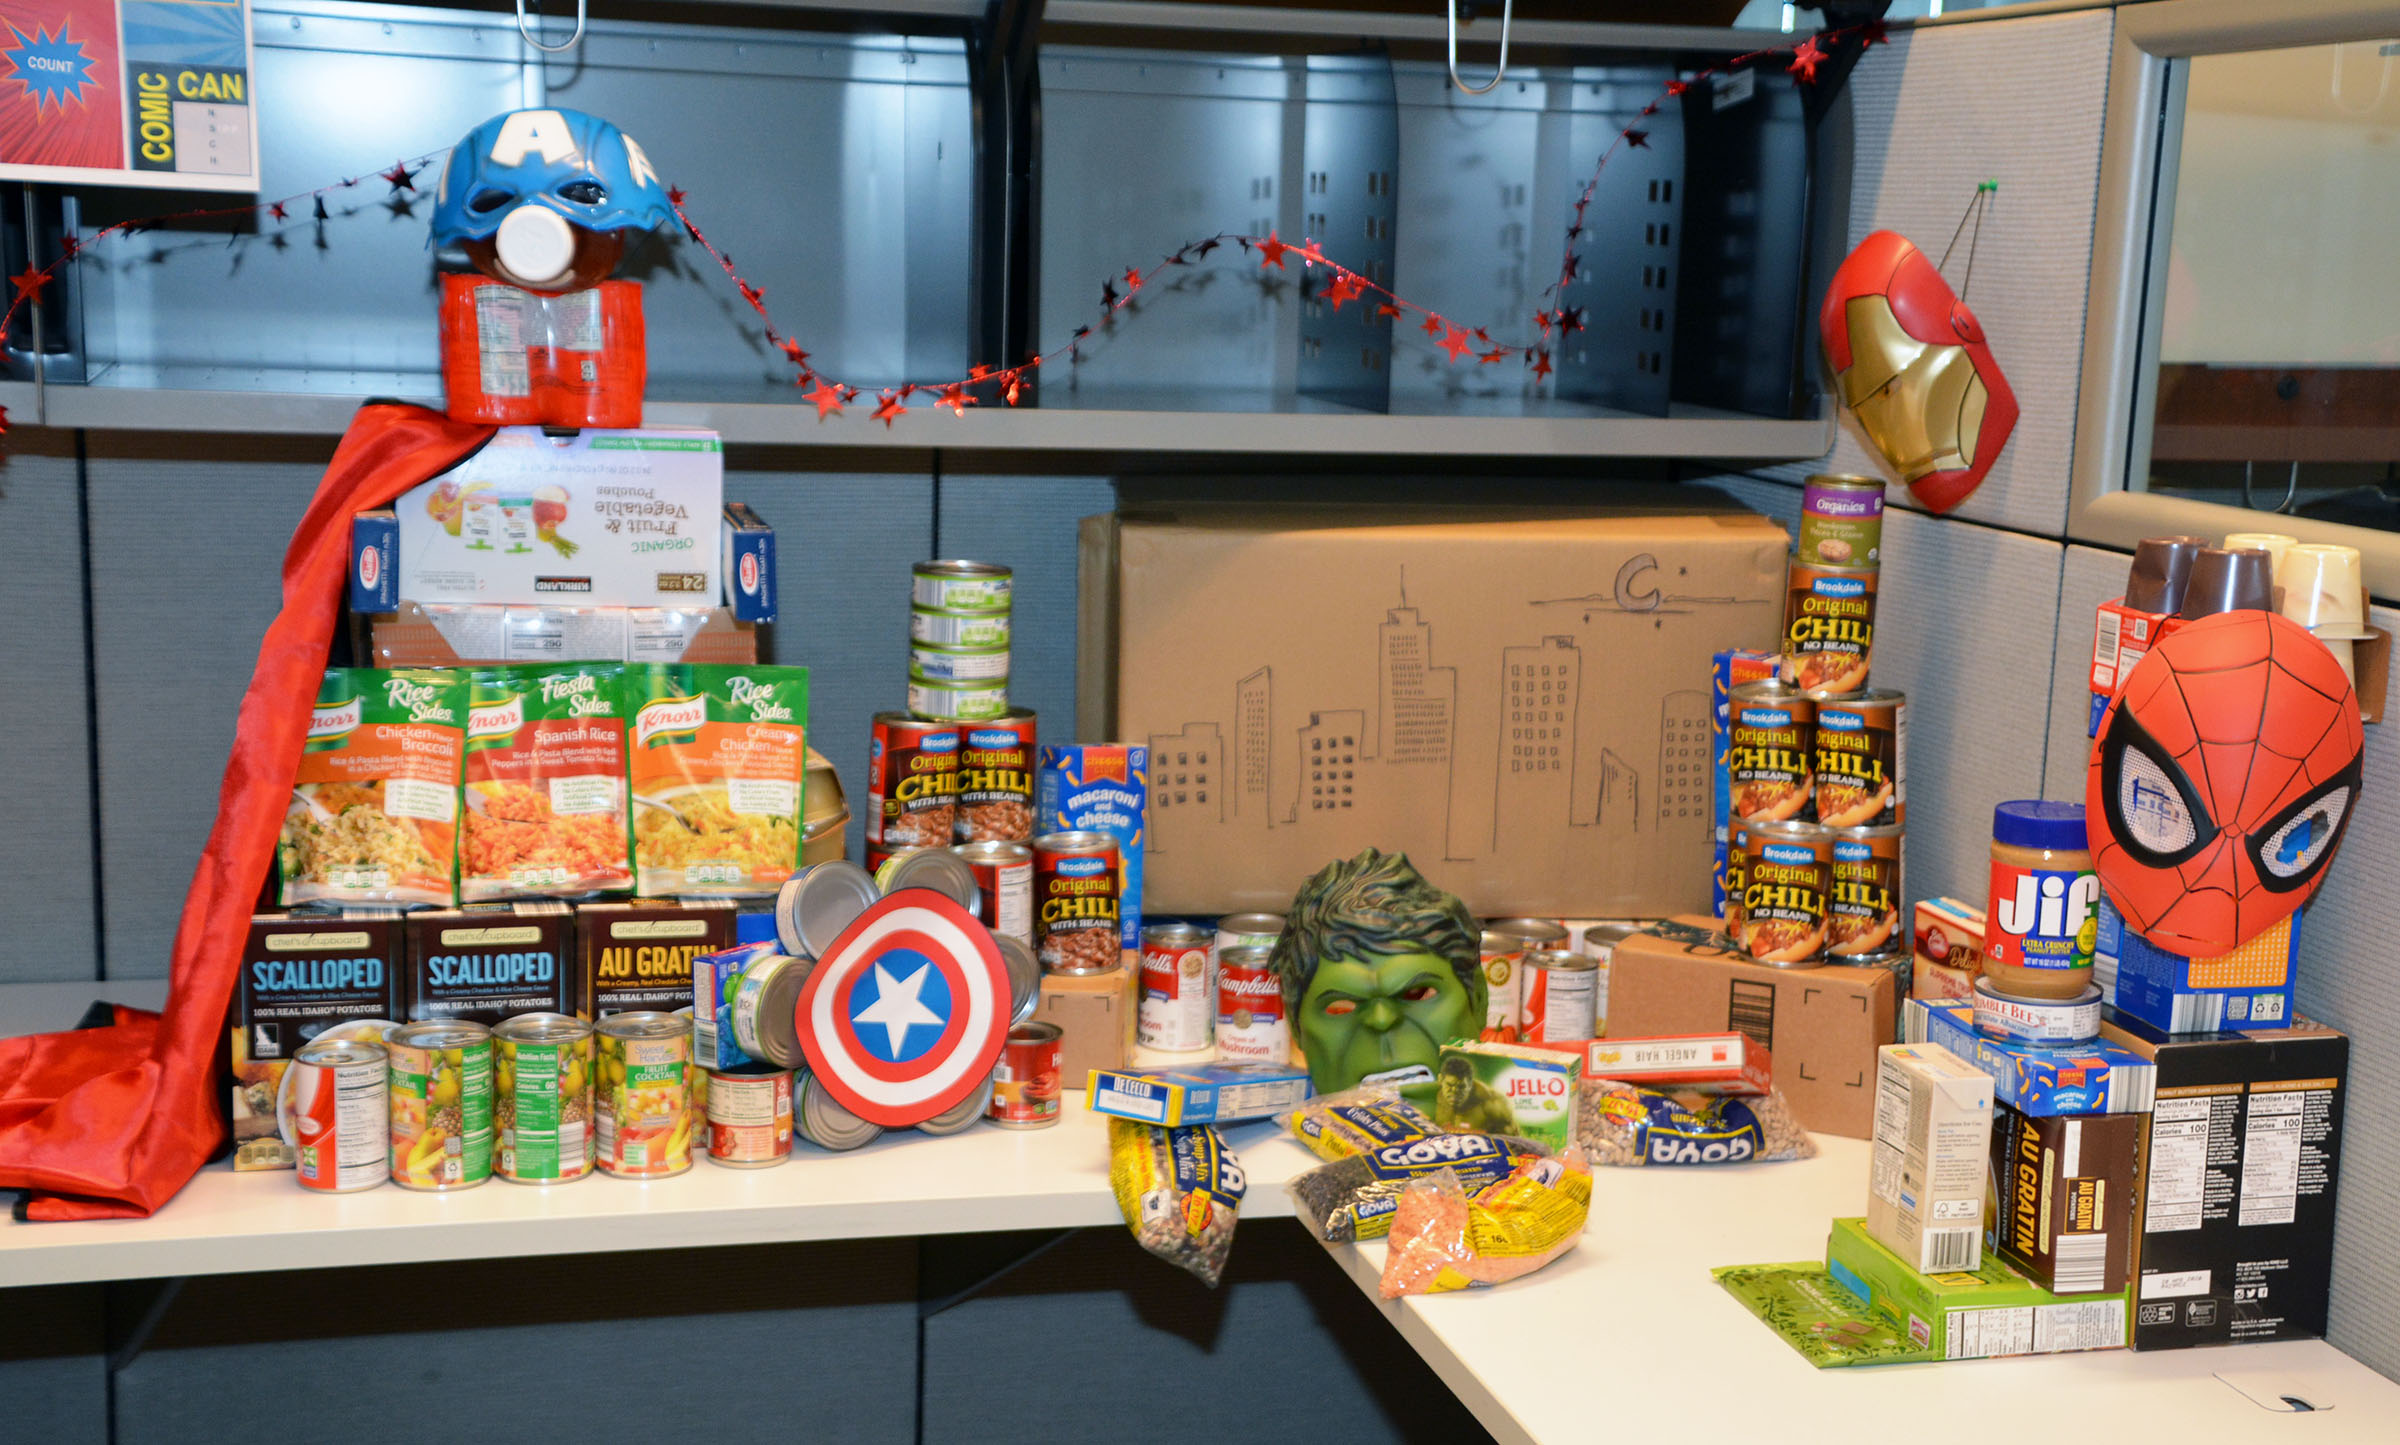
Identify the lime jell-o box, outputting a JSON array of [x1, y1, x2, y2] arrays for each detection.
[[1434, 1042, 1581, 1151]]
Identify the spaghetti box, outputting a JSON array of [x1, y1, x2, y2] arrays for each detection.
[[230, 911, 406, 1171], [1711, 647, 1780, 917], [578, 898, 738, 1017], [403, 901, 575, 1026], [1868, 1043, 1995, 1275], [1988, 1103, 2143, 1295], [1605, 917, 1895, 1138], [1434, 1042, 1581, 1151], [691, 938, 782, 1070], [1543, 1031, 1767, 1095], [1086, 1062, 1311, 1126], [1905, 997, 2156, 1116], [2098, 1013, 2349, 1350], [1037, 743, 1148, 949], [1827, 1217, 2129, 1361], [355, 499, 775, 624], [2094, 893, 2297, 1033]]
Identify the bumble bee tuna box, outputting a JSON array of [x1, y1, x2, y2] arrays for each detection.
[[1434, 1042, 1581, 1151]]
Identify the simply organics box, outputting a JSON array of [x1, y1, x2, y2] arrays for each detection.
[[378, 428, 726, 611], [1081, 495, 1787, 918]]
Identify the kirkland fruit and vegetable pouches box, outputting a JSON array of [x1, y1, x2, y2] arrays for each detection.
[[377, 428, 725, 610], [1604, 918, 1893, 1138], [230, 913, 407, 1171], [1826, 1217, 2129, 1361], [2099, 1013, 2349, 1351], [1082, 496, 1786, 918]]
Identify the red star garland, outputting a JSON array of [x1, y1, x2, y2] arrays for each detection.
[[1860, 20, 1889, 49], [1257, 232, 1292, 269], [0, 404, 9, 434], [1124, 267, 1143, 294], [1297, 239, 1328, 268], [381, 162, 419, 193], [1789, 37, 1828, 83], [1624, 129, 1650, 149], [1421, 313, 1444, 337], [10, 268, 45, 305], [937, 382, 972, 416], [1376, 302, 1402, 319], [1666, 79, 1690, 98], [1477, 349, 1506, 365], [778, 337, 809, 367], [1530, 350, 1553, 380], [269, 202, 288, 222], [1323, 271, 1366, 310], [668, 187, 687, 206], [1437, 325, 1475, 363], [873, 391, 907, 427]]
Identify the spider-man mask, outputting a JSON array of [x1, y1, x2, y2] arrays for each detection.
[[1819, 230, 2018, 515], [2088, 611, 2364, 957]]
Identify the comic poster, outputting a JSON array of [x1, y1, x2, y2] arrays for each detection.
[[0, 0, 257, 189]]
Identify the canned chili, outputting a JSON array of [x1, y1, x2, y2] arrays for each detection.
[[387, 1020, 493, 1191], [867, 713, 958, 849], [1740, 821, 1832, 966], [1814, 689, 1907, 828], [1827, 823, 1905, 957], [871, 845, 982, 912], [1032, 831, 1121, 973], [293, 1038, 387, 1194], [1782, 561, 1879, 697], [1138, 922, 1214, 1053], [990, 1021, 1063, 1129], [1214, 943, 1288, 1064], [595, 1011, 693, 1178], [954, 709, 1037, 844], [1729, 680, 1816, 825], [774, 860, 879, 961], [1520, 950, 1599, 1045], [1724, 822, 1751, 937], [705, 1066, 793, 1167], [952, 840, 1033, 946], [493, 1013, 595, 1184]]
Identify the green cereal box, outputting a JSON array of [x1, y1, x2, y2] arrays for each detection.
[[1435, 1042, 1581, 1152]]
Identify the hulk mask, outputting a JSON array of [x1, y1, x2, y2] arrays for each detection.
[[1269, 849, 1484, 1094]]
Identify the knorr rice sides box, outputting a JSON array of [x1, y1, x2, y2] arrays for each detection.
[[1435, 1041, 1581, 1152]]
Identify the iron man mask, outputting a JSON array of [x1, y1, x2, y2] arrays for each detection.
[[1819, 230, 2018, 515]]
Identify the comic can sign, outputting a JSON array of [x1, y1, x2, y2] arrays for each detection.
[[796, 889, 1010, 1127]]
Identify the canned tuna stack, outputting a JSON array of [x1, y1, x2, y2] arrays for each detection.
[[1726, 474, 1908, 976], [909, 560, 1013, 724]]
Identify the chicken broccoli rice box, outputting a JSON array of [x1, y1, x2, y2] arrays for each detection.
[[393, 427, 724, 609]]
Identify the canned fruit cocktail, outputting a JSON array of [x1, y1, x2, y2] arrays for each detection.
[[493, 1013, 595, 1184], [596, 1011, 694, 1178], [388, 1020, 494, 1190]]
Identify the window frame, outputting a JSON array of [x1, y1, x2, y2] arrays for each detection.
[[2070, 0, 2400, 598]]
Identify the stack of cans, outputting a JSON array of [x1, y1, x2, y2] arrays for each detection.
[[909, 561, 1013, 723]]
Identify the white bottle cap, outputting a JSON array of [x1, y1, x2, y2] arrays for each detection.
[[493, 204, 576, 289]]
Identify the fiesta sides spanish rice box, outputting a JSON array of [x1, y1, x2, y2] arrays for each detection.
[[403, 900, 575, 1026], [1082, 496, 1787, 918], [230, 912, 406, 1171]]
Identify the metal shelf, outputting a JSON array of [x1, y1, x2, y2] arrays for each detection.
[[25, 370, 1830, 456]]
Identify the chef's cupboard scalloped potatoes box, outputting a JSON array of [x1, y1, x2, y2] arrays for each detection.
[[393, 428, 724, 608], [1080, 497, 1788, 918]]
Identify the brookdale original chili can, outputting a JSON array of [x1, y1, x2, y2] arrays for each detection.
[[1740, 820, 1833, 967], [990, 1020, 1063, 1129], [774, 860, 880, 961], [387, 1020, 493, 1191], [1814, 689, 1907, 829], [595, 1011, 693, 1179], [1781, 561, 1879, 698], [1214, 943, 1289, 1064], [1799, 473, 1886, 569], [871, 845, 983, 913], [867, 713, 958, 849], [1520, 950, 1599, 1045], [912, 560, 1013, 614], [1827, 823, 1905, 957], [492, 1013, 595, 1185], [795, 1069, 884, 1151], [1724, 821, 1749, 937], [704, 1065, 793, 1167], [1033, 831, 1121, 974], [954, 709, 1037, 845], [293, 1037, 388, 1194], [1728, 680, 1815, 826], [952, 840, 1033, 947], [1137, 922, 1214, 1054]]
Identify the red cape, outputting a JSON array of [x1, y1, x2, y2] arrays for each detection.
[[0, 404, 494, 1220]]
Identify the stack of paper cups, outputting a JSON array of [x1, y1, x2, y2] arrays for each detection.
[[2276, 543, 2372, 694]]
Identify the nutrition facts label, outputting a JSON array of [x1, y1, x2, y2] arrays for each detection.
[[2145, 1090, 2238, 1233], [1946, 1300, 2127, 1360]]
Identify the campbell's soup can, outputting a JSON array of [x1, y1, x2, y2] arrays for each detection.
[[1520, 950, 1599, 1045], [1214, 943, 1289, 1064], [1478, 919, 1565, 1043], [293, 1038, 388, 1194], [990, 1021, 1064, 1129], [1137, 922, 1214, 1053], [951, 840, 1033, 946]]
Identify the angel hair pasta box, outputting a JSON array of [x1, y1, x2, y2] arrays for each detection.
[[461, 664, 633, 902], [628, 664, 810, 897], [281, 669, 468, 908]]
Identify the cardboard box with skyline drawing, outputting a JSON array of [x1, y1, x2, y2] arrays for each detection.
[[1080, 494, 1787, 919]]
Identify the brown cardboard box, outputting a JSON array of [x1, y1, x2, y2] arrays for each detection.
[[1603, 917, 1895, 1138], [1083, 496, 1787, 917], [368, 599, 758, 667], [1042, 962, 1134, 1087]]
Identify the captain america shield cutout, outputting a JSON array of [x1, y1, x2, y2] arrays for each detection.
[[797, 889, 1009, 1127]]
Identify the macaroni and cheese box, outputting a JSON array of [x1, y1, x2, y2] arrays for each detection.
[[1827, 1216, 2129, 1360], [1086, 1062, 1311, 1126], [1905, 997, 2156, 1116], [1712, 647, 1779, 917], [2094, 894, 2298, 1033], [403, 901, 575, 1026], [230, 912, 407, 1171]]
